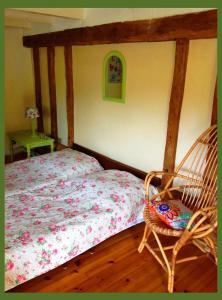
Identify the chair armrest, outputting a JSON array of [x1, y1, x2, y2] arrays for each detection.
[[144, 170, 203, 197], [186, 206, 217, 235]]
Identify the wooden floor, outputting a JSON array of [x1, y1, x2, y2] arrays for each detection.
[[9, 222, 217, 293]]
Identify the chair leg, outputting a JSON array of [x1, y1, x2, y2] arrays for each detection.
[[204, 236, 217, 265], [138, 224, 151, 253], [168, 253, 176, 293]]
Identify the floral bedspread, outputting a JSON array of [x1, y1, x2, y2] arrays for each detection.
[[5, 170, 157, 290], [5, 148, 103, 197]]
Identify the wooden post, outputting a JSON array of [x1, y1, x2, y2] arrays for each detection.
[[211, 80, 217, 125], [47, 46, 58, 140], [162, 39, 189, 187], [32, 47, 44, 132], [64, 46, 74, 147]]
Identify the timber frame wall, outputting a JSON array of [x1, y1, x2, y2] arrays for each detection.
[[24, 9, 217, 183]]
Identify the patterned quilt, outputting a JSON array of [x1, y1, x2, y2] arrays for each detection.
[[5, 170, 157, 290], [5, 148, 103, 197]]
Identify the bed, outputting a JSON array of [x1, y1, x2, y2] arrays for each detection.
[[5, 148, 103, 197], [5, 151, 158, 291]]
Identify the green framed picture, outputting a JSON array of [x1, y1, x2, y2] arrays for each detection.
[[103, 50, 126, 103]]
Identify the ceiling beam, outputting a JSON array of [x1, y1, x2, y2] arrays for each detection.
[[23, 10, 217, 48]]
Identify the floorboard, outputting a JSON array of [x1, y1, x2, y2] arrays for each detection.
[[8, 222, 217, 293]]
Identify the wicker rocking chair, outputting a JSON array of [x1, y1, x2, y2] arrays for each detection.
[[138, 125, 217, 292]]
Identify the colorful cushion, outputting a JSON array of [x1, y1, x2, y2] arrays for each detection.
[[148, 199, 192, 230]]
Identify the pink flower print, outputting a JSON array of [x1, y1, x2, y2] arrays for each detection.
[[72, 166, 77, 171], [92, 204, 100, 214], [111, 194, 119, 202], [20, 195, 29, 203], [106, 208, 113, 213], [27, 176, 34, 183], [39, 250, 51, 266], [53, 195, 59, 200], [42, 204, 51, 211], [93, 237, 100, 245], [23, 232, 30, 239], [37, 237, 46, 245], [68, 245, 79, 257], [75, 198, 80, 203], [39, 158, 46, 164], [5, 225, 11, 231], [59, 180, 65, 188], [48, 224, 59, 234], [57, 207, 64, 212], [16, 274, 26, 284], [115, 171, 122, 177], [52, 249, 58, 255], [47, 173, 56, 179], [6, 260, 14, 271], [97, 190, 103, 196], [33, 220, 41, 225], [86, 226, 92, 234], [98, 176, 106, 183], [128, 213, 136, 223], [6, 183, 14, 189], [65, 198, 73, 204], [140, 198, 146, 205], [118, 217, 122, 222], [18, 231, 32, 245], [61, 225, 66, 231], [8, 204, 15, 209]]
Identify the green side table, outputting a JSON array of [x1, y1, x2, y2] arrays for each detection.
[[9, 130, 54, 161]]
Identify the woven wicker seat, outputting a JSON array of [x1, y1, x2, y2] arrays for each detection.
[[138, 125, 217, 292]]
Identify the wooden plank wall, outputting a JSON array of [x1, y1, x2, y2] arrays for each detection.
[[47, 46, 58, 140], [32, 47, 44, 132], [64, 46, 74, 147], [27, 10, 217, 179], [162, 39, 189, 186]]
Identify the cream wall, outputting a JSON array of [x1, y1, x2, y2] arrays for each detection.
[[4, 27, 35, 154], [176, 39, 217, 165], [73, 42, 175, 171], [73, 39, 216, 173]]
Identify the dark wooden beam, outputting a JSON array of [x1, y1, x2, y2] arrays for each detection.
[[64, 46, 74, 147], [32, 47, 44, 132], [162, 39, 190, 187], [23, 10, 217, 48], [47, 46, 58, 140], [211, 80, 217, 125]]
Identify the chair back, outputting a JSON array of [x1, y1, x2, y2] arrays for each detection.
[[168, 125, 217, 224]]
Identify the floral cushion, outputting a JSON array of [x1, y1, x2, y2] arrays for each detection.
[[149, 199, 192, 230]]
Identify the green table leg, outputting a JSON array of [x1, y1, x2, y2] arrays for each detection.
[[50, 142, 54, 153], [27, 146, 31, 158], [10, 140, 14, 162]]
